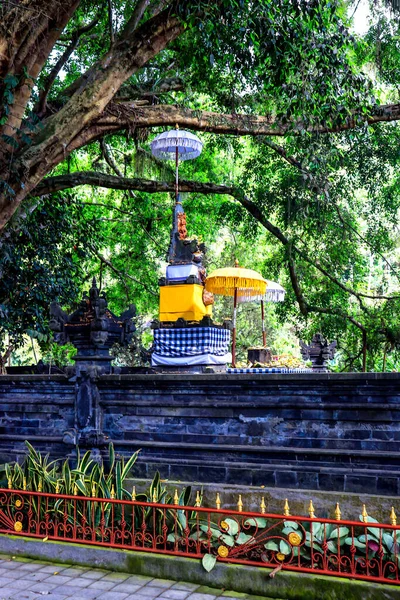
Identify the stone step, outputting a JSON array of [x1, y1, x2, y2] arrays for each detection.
[[115, 429, 400, 451]]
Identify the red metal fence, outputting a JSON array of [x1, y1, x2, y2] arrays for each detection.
[[1, 488, 399, 585]]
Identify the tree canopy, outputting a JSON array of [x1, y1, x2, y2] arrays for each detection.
[[2, 0, 400, 370]]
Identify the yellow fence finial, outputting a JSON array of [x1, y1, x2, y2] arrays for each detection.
[[283, 498, 290, 517], [309, 499, 316, 519], [174, 489, 179, 505], [216, 493, 221, 510], [195, 491, 201, 507], [38, 479, 43, 493], [335, 503, 341, 521], [362, 504, 368, 523], [390, 507, 397, 526], [74, 483, 78, 496], [152, 489, 157, 503], [23, 476, 27, 491], [110, 485, 115, 500], [55, 480, 60, 494], [91, 482, 96, 498], [237, 495, 243, 512], [7, 475, 12, 490], [132, 486, 136, 501], [260, 497, 266, 514]]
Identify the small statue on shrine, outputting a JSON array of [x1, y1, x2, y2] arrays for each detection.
[[177, 211, 188, 240], [49, 303, 69, 343]]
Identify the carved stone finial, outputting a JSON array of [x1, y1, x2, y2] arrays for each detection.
[[300, 333, 337, 371], [49, 282, 136, 374]]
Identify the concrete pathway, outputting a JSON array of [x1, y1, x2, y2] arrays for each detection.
[[0, 554, 275, 600]]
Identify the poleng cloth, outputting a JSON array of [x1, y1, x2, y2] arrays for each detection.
[[153, 327, 231, 358]]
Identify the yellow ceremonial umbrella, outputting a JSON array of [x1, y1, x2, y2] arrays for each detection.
[[205, 261, 267, 367]]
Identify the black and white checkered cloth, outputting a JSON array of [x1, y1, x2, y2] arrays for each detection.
[[227, 367, 313, 374], [154, 327, 231, 357]]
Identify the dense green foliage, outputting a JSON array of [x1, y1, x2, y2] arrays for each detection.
[[0, 195, 87, 365], [3, 0, 400, 370]]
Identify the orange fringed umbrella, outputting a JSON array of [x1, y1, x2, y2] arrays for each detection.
[[205, 261, 267, 367]]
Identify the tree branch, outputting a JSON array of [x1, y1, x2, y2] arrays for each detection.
[[332, 202, 400, 286], [88, 244, 157, 296], [99, 140, 165, 250], [124, 0, 152, 37], [260, 133, 400, 291], [92, 101, 400, 138], [55, 101, 400, 165], [287, 248, 309, 316], [116, 76, 184, 102], [35, 15, 100, 116], [0, 0, 80, 137], [107, 0, 114, 46], [34, 171, 400, 307]]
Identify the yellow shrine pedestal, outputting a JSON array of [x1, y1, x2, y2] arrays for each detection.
[[159, 284, 212, 322]]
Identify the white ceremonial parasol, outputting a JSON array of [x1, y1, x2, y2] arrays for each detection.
[[151, 126, 203, 203], [238, 279, 286, 347], [263, 280, 286, 303]]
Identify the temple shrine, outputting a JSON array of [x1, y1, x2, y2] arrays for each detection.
[[151, 196, 232, 368]]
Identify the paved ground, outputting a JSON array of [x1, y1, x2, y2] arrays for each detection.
[[0, 554, 274, 600]]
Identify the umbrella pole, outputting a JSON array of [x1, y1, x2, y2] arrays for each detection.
[[175, 145, 179, 203], [261, 299, 266, 347], [232, 287, 238, 367]]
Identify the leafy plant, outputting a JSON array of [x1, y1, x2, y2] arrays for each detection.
[[201, 516, 267, 571], [3, 442, 197, 546], [200, 513, 400, 575]]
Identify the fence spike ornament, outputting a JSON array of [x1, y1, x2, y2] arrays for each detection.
[[55, 480, 60, 494], [283, 498, 290, 516], [335, 503, 341, 520], [195, 491, 201, 507], [132, 486, 136, 501], [174, 489, 179, 505], [260, 497, 266, 514], [309, 499, 316, 519], [23, 477, 26, 491], [391, 507, 397, 526], [362, 504, 368, 523], [216, 493, 221, 510], [7, 476, 12, 490], [238, 495, 243, 512], [111, 485, 115, 500]]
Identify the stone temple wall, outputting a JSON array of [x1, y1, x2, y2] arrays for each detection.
[[0, 375, 74, 463], [1, 372, 400, 496]]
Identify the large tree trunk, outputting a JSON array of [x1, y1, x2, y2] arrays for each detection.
[[0, 0, 81, 141], [0, 4, 184, 231]]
